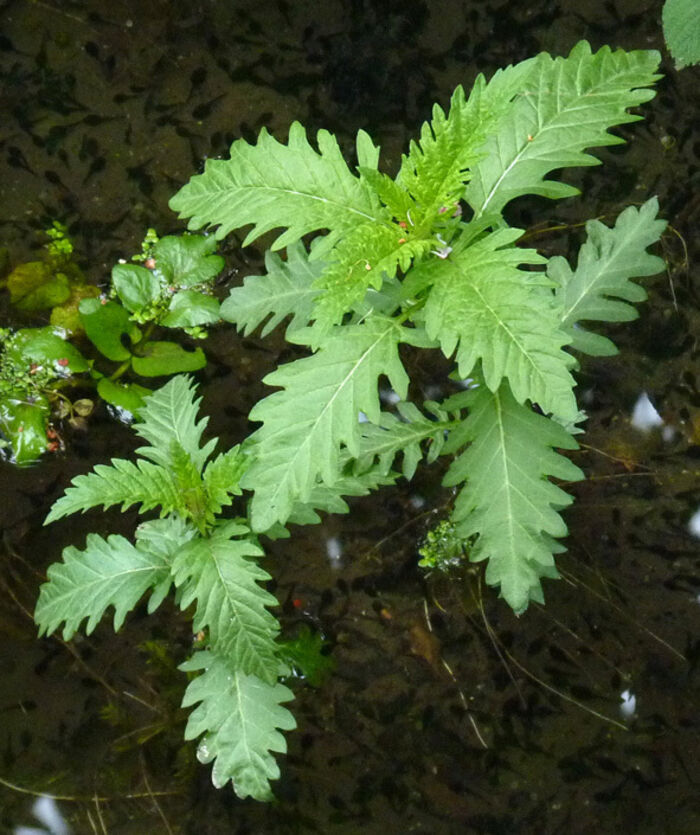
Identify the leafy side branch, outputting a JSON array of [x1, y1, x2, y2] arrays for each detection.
[[36, 41, 666, 801]]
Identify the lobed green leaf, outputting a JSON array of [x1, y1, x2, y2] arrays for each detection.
[[551, 197, 666, 356], [220, 241, 322, 338], [172, 529, 280, 682], [133, 375, 215, 472], [35, 532, 172, 638], [423, 227, 578, 420], [181, 650, 296, 801], [169, 123, 384, 258], [466, 42, 661, 218], [242, 315, 414, 531], [443, 384, 583, 613], [44, 457, 182, 524]]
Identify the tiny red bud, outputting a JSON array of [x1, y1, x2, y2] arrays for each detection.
[[144, 257, 156, 269], [398, 221, 407, 229], [292, 598, 303, 609], [57, 357, 70, 367]]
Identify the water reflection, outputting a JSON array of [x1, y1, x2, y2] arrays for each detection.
[[15, 796, 70, 835], [687, 507, 700, 538], [630, 391, 663, 432], [326, 536, 342, 568], [619, 688, 637, 720]]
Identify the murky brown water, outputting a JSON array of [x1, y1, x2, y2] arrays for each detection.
[[1, 1, 699, 833]]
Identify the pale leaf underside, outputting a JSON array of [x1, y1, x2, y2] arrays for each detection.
[[551, 197, 666, 355], [171, 532, 280, 683], [35, 533, 171, 638], [220, 241, 322, 338], [354, 402, 452, 479], [181, 650, 296, 802], [443, 384, 583, 613]]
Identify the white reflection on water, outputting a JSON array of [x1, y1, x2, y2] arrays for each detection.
[[619, 688, 637, 719], [630, 392, 663, 432], [326, 536, 342, 568], [688, 507, 700, 539], [15, 795, 70, 835], [379, 387, 400, 405]]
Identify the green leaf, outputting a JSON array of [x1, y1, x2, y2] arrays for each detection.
[[169, 122, 384, 258], [358, 167, 415, 221], [220, 241, 322, 337], [153, 234, 225, 288], [169, 441, 210, 529], [355, 128, 380, 169], [551, 198, 667, 356], [443, 384, 584, 613], [4, 327, 89, 374], [111, 264, 160, 313], [45, 377, 218, 524], [44, 457, 183, 524], [397, 77, 515, 228], [49, 283, 100, 335], [261, 459, 398, 536], [131, 341, 206, 376], [292, 466, 397, 526], [202, 446, 246, 515], [180, 650, 296, 801], [423, 228, 577, 420], [80, 298, 141, 362], [97, 378, 150, 414], [0, 396, 49, 466], [172, 530, 280, 682], [279, 624, 335, 687], [35, 532, 172, 638], [466, 41, 661, 217], [161, 291, 220, 328], [663, 0, 700, 68], [135, 515, 198, 561], [133, 374, 215, 472], [7, 261, 71, 310], [242, 315, 413, 531], [135, 516, 198, 611], [354, 401, 452, 479], [311, 222, 432, 331]]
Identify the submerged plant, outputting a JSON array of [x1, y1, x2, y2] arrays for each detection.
[[0, 229, 224, 464], [36, 41, 667, 800]]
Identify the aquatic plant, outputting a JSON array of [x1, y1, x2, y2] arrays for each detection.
[[36, 41, 666, 801], [0, 228, 224, 463]]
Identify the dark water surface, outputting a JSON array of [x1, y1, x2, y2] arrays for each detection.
[[1, 1, 699, 832]]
